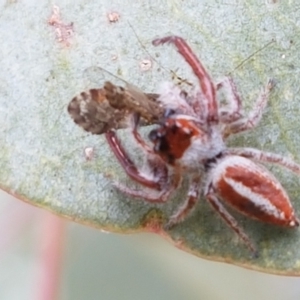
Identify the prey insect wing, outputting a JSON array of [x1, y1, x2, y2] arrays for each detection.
[[105, 81, 164, 123], [68, 87, 127, 134]]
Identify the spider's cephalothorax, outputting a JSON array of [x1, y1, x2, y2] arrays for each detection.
[[106, 36, 300, 254], [149, 113, 225, 169]]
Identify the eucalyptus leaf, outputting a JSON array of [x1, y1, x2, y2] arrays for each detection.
[[1, 0, 300, 274]]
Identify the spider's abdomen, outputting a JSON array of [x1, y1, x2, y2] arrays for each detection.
[[209, 155, 299, 227]]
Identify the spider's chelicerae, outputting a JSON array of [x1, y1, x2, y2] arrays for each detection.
[[105, 36, 300, 254]]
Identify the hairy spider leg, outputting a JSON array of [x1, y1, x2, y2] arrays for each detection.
[[112, 171, 182, 203], [165, 175, 202, 228], [105, 131, 164, 190], [152, 36, 218, 124], [226, 147, 300, 185], [216, 76, 243, 124], [130, 113, 169, 186], [222, 79, 274, 137], [205, 185, 258, 255], [130, 113, 156, 154]]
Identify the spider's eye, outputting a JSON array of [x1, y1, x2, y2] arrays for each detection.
[[148, 129, 159, 142]]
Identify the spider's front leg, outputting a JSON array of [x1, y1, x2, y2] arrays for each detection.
[[105, 130, 165, 190], [106, 129, 179, 202], [106, 113, 181, 202], [105, 111, 169, 189], [152, 36, 219, 124], [222, 79, 274, 138]]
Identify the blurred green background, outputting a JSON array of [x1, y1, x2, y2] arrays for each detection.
[[1, 190, 300, 300]]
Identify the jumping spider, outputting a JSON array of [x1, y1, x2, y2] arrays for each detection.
[[105, 36, 300, 254]]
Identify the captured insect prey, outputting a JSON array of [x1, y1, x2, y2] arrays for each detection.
[[69, 36, 300, 255], [68, 81, 164, 134]]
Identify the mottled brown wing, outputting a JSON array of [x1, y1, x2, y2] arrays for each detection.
[[68, 88, 130, 135], [104, 81, 164, 123], [68, 82, 163, 135]]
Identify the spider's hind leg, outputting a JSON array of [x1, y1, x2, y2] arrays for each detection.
[[205, 184, 257, 256]]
